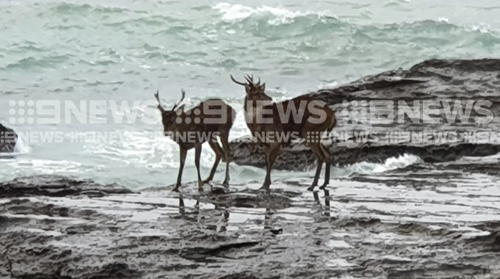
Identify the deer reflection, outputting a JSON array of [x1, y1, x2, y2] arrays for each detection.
[[259, 192, 283, 236], [262, 204, 283, 235], [313, 189, 331, 217], [177, 194, 229, 233], [176, 191, 286, 235], [263, 206, 273, 231]]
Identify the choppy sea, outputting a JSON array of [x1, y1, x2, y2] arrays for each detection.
[[1, 0, 500, 188]]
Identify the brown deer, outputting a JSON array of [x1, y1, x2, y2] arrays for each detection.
[[154, 89, 237, 192], [230, 74, 337, 192]]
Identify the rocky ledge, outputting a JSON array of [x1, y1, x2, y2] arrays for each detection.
[[228, 58, 500, 171], [2, 157, 500, 279]]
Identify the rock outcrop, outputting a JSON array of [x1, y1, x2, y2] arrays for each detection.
[[228, 58, 500, 171], [0, 174, 135, 198], [0, 123, 17, 153]]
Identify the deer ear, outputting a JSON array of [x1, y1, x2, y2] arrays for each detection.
[[260, 83, 266, 92], [244, 85, 253, 95]]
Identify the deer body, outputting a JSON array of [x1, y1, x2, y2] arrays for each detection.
[[233, 75, 337, 191], [154, 90, 236, 192]]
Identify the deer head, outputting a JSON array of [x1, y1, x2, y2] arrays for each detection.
[[230, 74, 268, 99], [154, 89, 186, 132], [231, 74, 273, 123]]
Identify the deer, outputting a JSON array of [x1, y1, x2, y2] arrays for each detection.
[[154, 89, 237, 192], [230, 74, 337, 192]]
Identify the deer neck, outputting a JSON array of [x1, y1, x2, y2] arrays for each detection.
[[244, 96, 273, 133]]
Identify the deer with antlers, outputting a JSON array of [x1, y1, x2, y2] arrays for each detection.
[[230, 74, 337, 192], [154, 89, 237, 192]]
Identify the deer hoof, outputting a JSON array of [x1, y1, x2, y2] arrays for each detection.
[[307, 186, 315, 191], [258, 188, 270, 194], [259, 185, 270, 193], [172, 187, 180, 193], [319, 185, 328, 190]]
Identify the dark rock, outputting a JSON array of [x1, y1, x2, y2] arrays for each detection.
[[218, 272, 281, 279], [0, 174, 134, 198], [0, 123, 17, 153], [206, 188, 297, 209], [178, 241, 260, 262], [71, 262, 143, 279]]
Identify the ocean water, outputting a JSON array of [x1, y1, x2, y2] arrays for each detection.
[[1, 0, 500, 189]]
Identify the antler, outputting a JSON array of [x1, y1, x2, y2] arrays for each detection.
[[244, 74, 254, 84], [230, 75, 248, 86], [230, 74, 264, 88], [153, 90, 165, 113], [171, 89, 186, 112]]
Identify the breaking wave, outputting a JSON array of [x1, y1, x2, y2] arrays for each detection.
[[212, 2, 338, 24], [242, 153, 423, 184], [337, 153, 423, 177]]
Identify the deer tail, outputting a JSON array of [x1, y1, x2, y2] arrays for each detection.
[[227, 104, 238, 128], [326, 108, 337, 132]]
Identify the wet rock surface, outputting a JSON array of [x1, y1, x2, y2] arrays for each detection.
[[229, 58, 500, 171], [1, 166, 500, 278]]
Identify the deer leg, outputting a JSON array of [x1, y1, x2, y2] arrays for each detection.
[[261, 142, 281, 191], [220, 132, 231, 187], [261, 144, 270, 189], [204, 139, 223, 184], [173, 147, 188, 192], [178, 195, 185, 216], [319, 143, 332, 190], [310, 156, 324, 191], [261, 143, 269, 166], [307, 143, 325, 192], [194, 144, 204, 192]]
